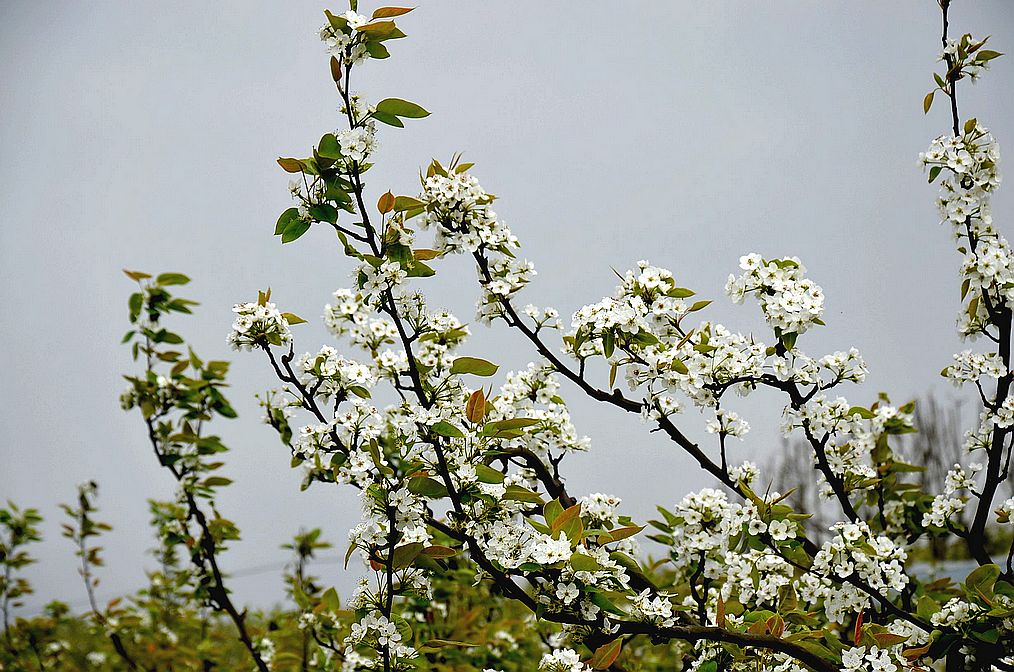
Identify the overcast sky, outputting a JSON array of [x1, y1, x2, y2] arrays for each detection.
[[2, 1, 1013, 613]]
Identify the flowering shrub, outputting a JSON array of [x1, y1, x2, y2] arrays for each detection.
[[4, 2, 1014, 671], [217, 2, 1014, 670]]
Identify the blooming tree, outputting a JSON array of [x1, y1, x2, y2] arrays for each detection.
[[114, 1, 1014, 671]]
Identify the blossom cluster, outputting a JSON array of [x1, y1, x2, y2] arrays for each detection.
[[419, 171, 515, 254], [925, 594, 1014, 669], [414, 164, 539, 323], [578, 493, 622, 528], [648, 487, 811, 622], [357, 259, 408, 300], [940, 34, 997, 84], [801, 522, 908, 623], [781, 398, 915, 502], [841, 645, 903, 672], [726, 253, 825, 336], [569, 260, 697, 358], [564, 256, 865, 469], [538, 648, 591, 672], [319, 10, 369, 66], [474, 519, 573, 571], [295, 345, 376, 402], [490, 362, 591, 458], [942, 349, 1006, 386], [921, 121, 1004, 336], [287, 178, 326, 229], [343, 610, 415, 664], [335, 123, 377, 166], [964, 398, 1014, 454], [705, 409, 750, 439], [628, 589, 676, 628], [477, 256, 537, 324], [998, 495, 1014, 524], [227, 301, 292, 350], [922, 462, 980, 529], [325, 288, 396, 350], [770, 348, 868, 387], [120, 374, 179, 416]]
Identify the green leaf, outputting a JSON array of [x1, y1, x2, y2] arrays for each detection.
[[407, 260, 435, 278], [371, 110, 404, 127], [281, 312, 307, 325], [474, 464, 505, 484], [431, 421, 464, 438], [872, 633, 909, 648], [407, 476, 448, 498], [551, 503, 582, 534], [156, 331, 184, 345], [394, 196, 425, 211], [321, 587, 341, 611], [275, 207, 300, 235], [966, 564, 1001, 600], [417, 639, 479, 653], [450, 357, 498, 377], [971, 627, 999, 643], [376, 98, 430, 119], [309, 203, 338, 224], [202, 476, 232, 488], [609, 551, 656, 588], [589, 591, 626, 616], [487, 418, 540, 432], [923, 90, 935, 114], [916, 595, 939, 621], [503, 485, 544, 504], [603, 330, 615, 358], [391, 542, 424, 569], [357, 21, 401, 39], [281, 220, 311, 244], [128, 292, 143, 320], [543, 500, 564, 525], [324, 9, 349, 31], [349, 385, 371, 399], [365, 40, 391, 59], [632, 330, 658, 346], [571, 552, 605, 572], [156, 272, 190, 286], [318, 133, 342, 159], [600, 525, 644, 543]]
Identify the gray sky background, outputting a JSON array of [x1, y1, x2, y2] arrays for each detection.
[[2, 1, 1013, 613]]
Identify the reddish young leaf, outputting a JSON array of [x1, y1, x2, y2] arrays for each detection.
[[586, 638, 622, 669], [465, 389, 486, 424]]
